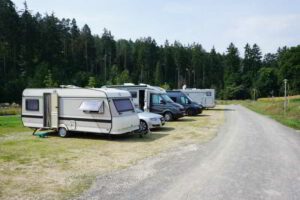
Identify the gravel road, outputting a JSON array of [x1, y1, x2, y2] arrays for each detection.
[[77, 105, 300, 200]]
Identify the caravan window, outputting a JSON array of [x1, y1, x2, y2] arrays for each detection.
[[79, 100, 104, 113], [130, 91, 137, 98], [26, 99, 39, 111], [113, 99, 134, 113], [206, 92, 212, 96]]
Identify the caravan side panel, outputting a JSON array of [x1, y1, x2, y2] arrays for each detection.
[[186, 92, 204, 105], [59, 97, 112, 133], [22, 96, 44, 128]]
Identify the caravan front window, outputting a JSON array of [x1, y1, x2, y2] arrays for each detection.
[[26, 99, 39, 111], [113, 99, 134, 113], [79, 100, 104, 113]]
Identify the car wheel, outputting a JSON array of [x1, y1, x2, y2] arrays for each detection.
[[164, 112, 173, 121], [139, 120, 148, 134], [58, 127, 69, 138]]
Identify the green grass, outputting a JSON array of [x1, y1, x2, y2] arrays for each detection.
[[218, 97, 300, 130], [242, 100, 300, 130], [0, 108, 225, 200], [0, 115, 30, 136]]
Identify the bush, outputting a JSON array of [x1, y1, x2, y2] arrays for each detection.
[[0, 107, 21, 116]]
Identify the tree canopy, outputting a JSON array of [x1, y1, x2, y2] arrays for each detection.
[[0, 0, 299, 102]]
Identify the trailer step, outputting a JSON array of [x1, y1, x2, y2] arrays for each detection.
[[34, 131, 49, 138]]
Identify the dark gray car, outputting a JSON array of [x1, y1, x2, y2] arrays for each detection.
[[149, 93, 185, 121], [166, 91, 203, 116]]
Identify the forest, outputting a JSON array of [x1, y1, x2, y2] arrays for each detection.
[[0, 0, 299, 103]]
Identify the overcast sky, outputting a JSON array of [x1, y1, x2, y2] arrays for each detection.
[[13, 0, 300, 54]]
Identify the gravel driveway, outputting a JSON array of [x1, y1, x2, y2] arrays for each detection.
[[77, 105, 300, 200]]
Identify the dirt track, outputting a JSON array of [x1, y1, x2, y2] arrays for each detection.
[[78, 105, 300, 200]]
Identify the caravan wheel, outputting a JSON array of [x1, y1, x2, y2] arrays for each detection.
[[58, 127, 69, 138]]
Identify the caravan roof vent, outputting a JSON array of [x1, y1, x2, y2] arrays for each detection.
[[60, 85, 80, 88], [123, 83, 135, 86]]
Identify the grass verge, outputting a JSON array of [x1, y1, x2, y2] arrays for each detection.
[[0, 115, 31, 136], [0, 106, 225, 200], [218, 96, 300, 130], [0, 107, 21, 116]]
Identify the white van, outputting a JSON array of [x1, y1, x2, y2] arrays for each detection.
[[21, 88, 140, 137], [179, 89, 216, 108]]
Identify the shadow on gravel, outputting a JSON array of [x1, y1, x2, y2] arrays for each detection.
[[172, 118, 196, 122], [191, 114, 210, 117], [209, 108, 235, 111], [46, 130, 169, 142], [152, 126, 175, 132]]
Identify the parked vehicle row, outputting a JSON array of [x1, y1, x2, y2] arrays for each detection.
[[178, 88, 216, 109], [21, 84, 215, 137], [102, 84, 185, 121], [166, 91, 203, 116]]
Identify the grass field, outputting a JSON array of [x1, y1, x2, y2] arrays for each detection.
[[0, 115, 30, 136], [218, 96, 300, 130], [0, 107, 225, 200]]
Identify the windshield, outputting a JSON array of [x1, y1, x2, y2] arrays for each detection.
[[161, 94, 174, 103], [186, 95, 194, 103]]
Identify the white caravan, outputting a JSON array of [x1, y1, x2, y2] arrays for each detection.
[[21, 88, 140, 137], [179, 88, 216, 108], [102, 84, 185, 121]]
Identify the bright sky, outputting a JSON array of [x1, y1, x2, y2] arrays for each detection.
[[13, 0, 300, 54]]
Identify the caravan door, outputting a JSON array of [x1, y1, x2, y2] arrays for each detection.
[[204, 90, 215, 107], [43, 93, 51, 128], [51, 91, 58, 128], [43, 92, 58, 128], [144, 90, 151, 112]]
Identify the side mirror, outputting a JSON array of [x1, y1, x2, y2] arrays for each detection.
[[160, 99, 166, 104]]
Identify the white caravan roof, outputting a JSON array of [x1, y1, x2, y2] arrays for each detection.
[[23, 88, 131, 98], [179, 88, 215, 92], [103, 83, 166, 93]]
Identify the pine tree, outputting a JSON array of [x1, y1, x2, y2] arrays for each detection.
[[154, 61, 162, 85], [44, 70, 58, 88], [87, 76, 96, 88]]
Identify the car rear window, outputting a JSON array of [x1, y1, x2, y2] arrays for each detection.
[[113, 99, 134, 113]]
